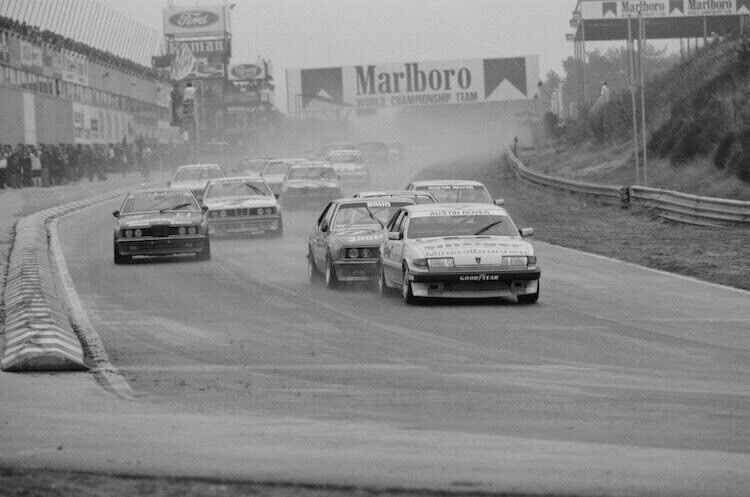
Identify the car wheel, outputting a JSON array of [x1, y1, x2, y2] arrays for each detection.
[[517, 280, 540, 304], [113, 242, 131, 264], [197, 238, 211, 261], [377, 264, 391, 296], [324, 254, 338, 289], [402, 266, 416, 304], [307, 250, 320, 284]]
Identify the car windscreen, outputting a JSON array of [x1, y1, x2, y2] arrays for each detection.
[[264, 162, 290, 175], [407, 214, 518, 238], [173, 168, 224, 182], [121, 191, 199, 214], [287, 167, 336, 180], [333, 201, 412, 228], [204, 180, 271, 199], [240, 159, 269, 171], [326, 153, 364, 164], [418, 185, 492, 203]]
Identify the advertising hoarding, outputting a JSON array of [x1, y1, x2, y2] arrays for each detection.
[[228, 62, 269, 81], [581, 0, 750, 19], [167, 38, 227, 80], [286, 55, 539, 113], [163, 5, 230, 37]]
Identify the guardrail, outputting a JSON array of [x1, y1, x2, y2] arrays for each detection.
[[506, 147, 750, 227]]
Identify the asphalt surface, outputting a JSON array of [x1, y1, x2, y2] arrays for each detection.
[[3, 164, 749, 496]]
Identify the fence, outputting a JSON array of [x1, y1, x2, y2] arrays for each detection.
[[506, 147, 750, 227]]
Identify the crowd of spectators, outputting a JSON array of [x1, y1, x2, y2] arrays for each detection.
[[0, 15, 168, 82], [0, 141, 191, 189]]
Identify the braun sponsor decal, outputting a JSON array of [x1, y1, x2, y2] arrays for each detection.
[[459, 274, 500, 282]]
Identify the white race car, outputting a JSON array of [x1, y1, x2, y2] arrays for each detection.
[[378, 203, 540, 303], [404, 179, 503, 205], [168, 164, 226, 201], [202, 175, 283, 237], [324, 149, 370, 184], [261, 158, 307, 195]]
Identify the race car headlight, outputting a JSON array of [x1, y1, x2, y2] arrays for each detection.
[[188, 226, 198, 235], [360, 248, 373, 258], [428, 257, 454, 268], [220, 210, 227, 218], [134, 229, 142, 237], [346, 248, 360, 259], [178, 226, 187, 235], [265, 207, 274, 215], [527, 256, 537, 265], [502, 256, 528, 266], [124, 229, 133, 238], [411, 258, 428, 268], [257, 208, 264, 215]]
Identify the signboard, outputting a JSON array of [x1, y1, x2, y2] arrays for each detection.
[[228, 63, 267, 81], [167, 39, 226, 80], [0, 31, 9, 65], [580, 0, 750, 19], [286, 55, 539, 113], [163, 5, 229, 37]]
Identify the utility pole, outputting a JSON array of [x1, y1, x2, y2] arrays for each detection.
[[627, 14, 640, 185]]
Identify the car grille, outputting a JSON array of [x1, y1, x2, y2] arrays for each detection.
[[138, 225, 192, 237], [220, 208, 275, 217]]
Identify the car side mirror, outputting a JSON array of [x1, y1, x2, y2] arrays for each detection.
[[494, 198, 505, 206], [202, 205, 209, 213], [520, 228, 534, 238], [387, 232, 403, 241], [112, 210, 120, 218], [275, 193, 280, 199], [320, 221, 329, 233], [166, 181, 171, 187]]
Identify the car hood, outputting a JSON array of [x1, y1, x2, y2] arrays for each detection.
[[330, 226, 384, 246], [203, 196, 278, 210], [170, 180, 208, 191], [408, 236, 534, 265], [117, 212, 204, 228], [284, 179, 340, 189]]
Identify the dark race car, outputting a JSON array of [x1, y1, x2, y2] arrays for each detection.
[[307, 197, 415, 288], [280, 162, 342, 209], [112, 188, 210, 264]]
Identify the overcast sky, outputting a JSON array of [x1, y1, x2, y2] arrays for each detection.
[[97, 0, 581, 111]]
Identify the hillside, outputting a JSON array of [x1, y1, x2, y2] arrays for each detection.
[[533, 36, 750, 200]]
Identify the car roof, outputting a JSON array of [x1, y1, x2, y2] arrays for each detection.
[[207, 174, 264, 184], [402, 202, 507, 215], [355, 190, 434, 197], [409, 179, 486, 187], [127, 187, 195, 195], [291, 162, 334, 169], [176, 163, 222, 169], [268, 158, 307, 163], [326, 149, 362, 154]]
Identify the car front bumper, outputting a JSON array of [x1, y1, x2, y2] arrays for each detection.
[[116, 235, 208, 256], [409, 267, 541, 298], [333, 259, 379, 282], [208, 216, 281, 235]]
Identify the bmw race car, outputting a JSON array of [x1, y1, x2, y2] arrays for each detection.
[[352, 190, 437, 204], [404, 180, 503, 205], [112, 188, 210, 263], [280, 162, 342, 208], [260, 158, 307, 195], [324, 149, 370, 184], [168, 164, 226, 201], [307, 198, 416, 288], [201, 175, 283, 237], [378, 203, 540, 303]]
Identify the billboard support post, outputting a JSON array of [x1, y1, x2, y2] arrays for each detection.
[[638, 13, 648, 187], [627, 14, 640, 185]]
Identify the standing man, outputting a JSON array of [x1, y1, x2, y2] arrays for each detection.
[[21, 145, 32, 187], [30, 146, 42, 186], [0, 145, 7, 189]]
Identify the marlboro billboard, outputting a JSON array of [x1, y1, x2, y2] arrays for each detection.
[[580, 0, 750, 19]]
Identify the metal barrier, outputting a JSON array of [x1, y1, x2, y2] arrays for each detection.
[[506, 147, 750, 227]]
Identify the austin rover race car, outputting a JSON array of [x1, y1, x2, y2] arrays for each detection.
[[112, 188, 210, 264], [378, 203, 540, 304], [168, 164, 226, 201], [353, 190, 437, 204], [280, 162, 342, 208], [307, 198, 416, 288], [261, 158, 307, 195], [201, 175, 283, 237], [404, 180, 504, 205], [324, 149, 370, 184]]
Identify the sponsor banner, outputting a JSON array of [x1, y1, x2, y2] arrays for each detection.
[[163, 5, 229, 36], [286, 55, 539, 112], [580, 0, 747, 19], [0, 31, 9, 65], [168, 39, 225, 80], [63, 55, 78, 83], [228, 62, 267, 81]]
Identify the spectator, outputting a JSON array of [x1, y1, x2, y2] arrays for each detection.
[[40, 145, 51, 187], [30, 146, 41, 186], [0, 145, 7, 189], [21, 145, 32, 187], [8, 145, 23, 188]]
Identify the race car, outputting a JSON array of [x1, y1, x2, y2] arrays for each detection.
[[352, 190, 437, 204], [357, 141, 389, 166], [378, 203, 540, 304], [307, 197, 416, 288], [201, 175, 283, 237], [316, 143, 358, 158], [168, 164, 226, 201], [324, 149, 370, 184], [112, 188, 210, 264], [237, 156, 274, 174], [403, 180, 503, 205], [260, 158, 307, 195], [280, 162, 342, 208]]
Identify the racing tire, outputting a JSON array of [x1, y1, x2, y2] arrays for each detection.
[[377, 264, 391, 296], [307, 250, 321, 284], [324, 255, 338, 289], [113, 243, 131, 264], [401, 266, 417, 305], [517, 281, 540, 304], [197, 238, 211, 261]]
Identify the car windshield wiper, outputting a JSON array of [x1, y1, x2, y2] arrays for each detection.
[[159, 202, 193, 213], [363, 206, 385, 228], [474, 220, 503, 235], [243, 182, 267, 196]]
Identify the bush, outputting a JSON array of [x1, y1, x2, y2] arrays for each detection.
[[726, 149, 750, 182], [714, 133, 736, 170]]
